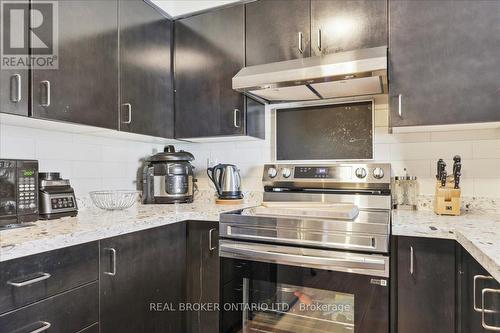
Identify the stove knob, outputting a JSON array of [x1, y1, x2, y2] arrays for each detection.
[[267, 167, 278, 178], [355, 168, 367, 179], [373, 167, 385, 179], [282, 168, 291, 178]]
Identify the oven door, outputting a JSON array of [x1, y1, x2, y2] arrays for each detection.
[[220, 240, 389, 333]]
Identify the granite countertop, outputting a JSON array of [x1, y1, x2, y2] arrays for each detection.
[[393, 210, 500, 282], [0, 200, 255, 262], [2, 197, 499, 283]]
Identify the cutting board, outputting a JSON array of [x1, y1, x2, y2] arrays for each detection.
[[256, 202, 359, 220]]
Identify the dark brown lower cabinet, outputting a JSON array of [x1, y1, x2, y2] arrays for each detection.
[[100, 223, 186, 333], [186, 221, 220, 333], [459, 247, 500, 333], [0, 282, 98, 333], [395, 236, 456, 333]]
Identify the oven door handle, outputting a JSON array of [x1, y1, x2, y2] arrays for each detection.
[[220, 240, 389, 277]]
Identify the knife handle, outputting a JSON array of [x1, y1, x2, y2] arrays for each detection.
[[441, 171, 447, 187], [454, 172, 461, 189]]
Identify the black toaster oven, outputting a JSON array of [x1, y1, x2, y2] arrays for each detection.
[[0, 159, 39, 225]]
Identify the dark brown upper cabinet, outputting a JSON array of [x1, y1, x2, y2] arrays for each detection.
[[245, 0, 311, 66], [0, 0, 29, 117], [31, 0, 119, 129], [311, 0, 387, 56], [174, 4, 264, 139], [119, 0, 174, 138], [389, 0, 500, 128]]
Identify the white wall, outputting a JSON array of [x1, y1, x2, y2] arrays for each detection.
[[1, 96, 499, 199]]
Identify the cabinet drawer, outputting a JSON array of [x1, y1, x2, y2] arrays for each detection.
[[0, 282, 98, 333], [0, 242, 98, 314]]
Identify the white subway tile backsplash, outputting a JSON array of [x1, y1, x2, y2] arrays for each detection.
[[473, 179, 500, 197], [463, 159, 500, 178], [71, 178, 102, 197], [430, 129, 500, 142], [0, 137, 36, 159], [472, 140, 500, 159]]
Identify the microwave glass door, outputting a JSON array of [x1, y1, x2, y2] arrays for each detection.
[[0, 161, 17, 218]]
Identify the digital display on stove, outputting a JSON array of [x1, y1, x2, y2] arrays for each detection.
[[294, 166, 352, 179]]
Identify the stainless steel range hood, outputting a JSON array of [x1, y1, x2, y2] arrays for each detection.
[[233, 46, 387, 104]]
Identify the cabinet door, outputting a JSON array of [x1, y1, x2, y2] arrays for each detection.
[[0, 0, 29, 116], [186, 221, 219, 333], [396, 236, 455, 333], [245, 0, 310, 66], [460, 248, 500, 333], [389, 0, 500, 127], [100, 223, 186, 333], [31, 0, 118, 129], [174, 5, 245, 138], [119, 0, 173, 138], [311, 0, 387, 56]]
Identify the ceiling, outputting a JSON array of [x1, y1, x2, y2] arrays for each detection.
[[150, 0, 243, 18]]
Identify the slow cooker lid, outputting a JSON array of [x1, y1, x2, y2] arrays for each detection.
[[147, 145, 195, 162]]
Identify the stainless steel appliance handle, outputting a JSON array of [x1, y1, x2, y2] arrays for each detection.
[[10, 74, 21, 103], [104, 247, 117, 276], [410, 246, 414, 275], [317, 29, 322, 51], [7, 272, 51, 287], [298, 32, 304, 53], [482, 288, 500, 331], [220, 241, 388, 276], [122, 103, 132, 124], [27, 321, 52, 333], [398, 94, 402, 118], [474, 275, 495, 312], [233, 108, 241, 128], [209, 228, 217, 251], [40, 80, 50, 107]]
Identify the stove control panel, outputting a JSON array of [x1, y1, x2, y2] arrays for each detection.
[[262, 163, 391, 185]]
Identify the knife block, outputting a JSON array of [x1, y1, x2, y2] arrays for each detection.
[[434, 179, 461, 216]]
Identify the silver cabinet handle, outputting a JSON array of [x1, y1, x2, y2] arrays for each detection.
[[317, 29, 322, 51], [122, 103, 132, 124], [410, 246, 414, 275], [208, 228, 217, 251], [482, 288, 500, 331], [10, 74, 21, 103], [7, 272, 51, 287], [233, 108, 241, 128], [398, 94, 403, 118], [298, 32, 304, 53], [27, 321, 51, 333], [475, 275, 495, 312], [40, 80, 50, 107], [104, 247, 117, 276]]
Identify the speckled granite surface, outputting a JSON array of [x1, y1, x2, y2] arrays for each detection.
[[0, 198, 257, 262], [393, 210, 500, 281]]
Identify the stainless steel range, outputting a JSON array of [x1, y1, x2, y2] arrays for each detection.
[[219, 163, 391, 333]]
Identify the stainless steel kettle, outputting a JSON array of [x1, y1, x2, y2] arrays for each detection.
[[207, 164, 242, 199]]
